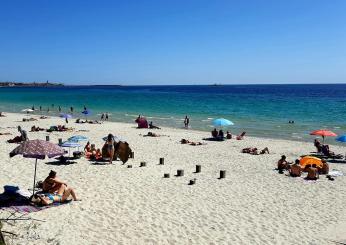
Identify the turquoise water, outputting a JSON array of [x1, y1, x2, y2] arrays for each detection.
[[0, 84, 346, 142]]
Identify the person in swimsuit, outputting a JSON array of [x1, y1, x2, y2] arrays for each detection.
[[32, 186, 78, 205], [106, 133, 115, 164], [42, 170, 67, 193], [289, 159, 302, 177]]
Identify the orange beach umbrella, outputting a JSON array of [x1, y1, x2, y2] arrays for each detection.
[[300, 156, 322, 169], [310, 129, 337, 143]]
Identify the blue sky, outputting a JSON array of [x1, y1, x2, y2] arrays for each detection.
[[0, 0, 345, 85]]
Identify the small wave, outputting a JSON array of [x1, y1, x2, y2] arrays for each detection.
[[334, 127, 341, 129], [207, 118, 213, 120]]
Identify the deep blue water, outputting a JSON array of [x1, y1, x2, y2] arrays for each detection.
[[1, 84, 346, 142]]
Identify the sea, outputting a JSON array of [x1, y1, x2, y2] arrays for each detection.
[[0, 84, 346, 143]]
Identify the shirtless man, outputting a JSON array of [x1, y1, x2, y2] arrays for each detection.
[[306, 166, 319, 180], [319, 159, 329, 175], [277, 155, 289, 171], [289, 159, 302, 177]]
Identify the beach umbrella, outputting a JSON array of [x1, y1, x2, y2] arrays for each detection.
[[336, 135, 346, 143], [213, 118, 234, 127], [310, 129, 337, 143], [22, 108, 34, 114], [68, 135, 88, 143], [9, 139, 65, 195], [60, 113, 72, 119], [61, 141, 81, 156], [81, 110, 92, 120], [300, 156, 323, 169]]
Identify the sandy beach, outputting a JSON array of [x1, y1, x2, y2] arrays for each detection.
[[1, 112, 346, 245]]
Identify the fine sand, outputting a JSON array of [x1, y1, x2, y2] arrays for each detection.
[[1, 112, 346, 245]]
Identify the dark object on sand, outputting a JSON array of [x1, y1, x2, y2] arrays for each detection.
[[176, 169, 184, 177], [219, 170, 226, 179], [159, 158, 164, 165], [164, 173, 170, 178], [46, 136, 50, 141], [195, 165, 201, 173], [127, 165, 132, 168], [140, 162, 146, 167], [102, 141, 132, 164], [130, 151, 134, 158], [188, 179, 196, 185]]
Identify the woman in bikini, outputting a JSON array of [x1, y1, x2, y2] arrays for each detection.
[[106, 134, 115, 164]]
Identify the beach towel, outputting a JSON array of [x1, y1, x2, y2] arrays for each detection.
[[328, 170, 344, 177]]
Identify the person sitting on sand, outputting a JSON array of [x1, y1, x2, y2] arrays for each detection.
[[218, 130, 224, 139], [211, 128, 218, 138], [226, 131, 232, 139], [277, 155, 289, 171], [84, 141, 91, 153], [149, 121, 161, 129], [306, 165, 319, 180], [7, 126, 28, 143], [30, 125, 44, 132], [288, 159, 302, 177], [236, 131, 246, 140], [319, 159, 329, 175], [314, 139, 322, 153]]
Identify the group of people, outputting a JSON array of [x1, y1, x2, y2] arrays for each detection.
[[211, 128, 232, 140], [31, 170, 79, 206], [84, 141, 102, 160], [242, 147, 269, 155], [277, 155, 330, 180], [100, 113, 109, 121]]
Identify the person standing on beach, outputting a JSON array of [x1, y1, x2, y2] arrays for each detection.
[[105, 113, 109, 121], [39, 106, 42, 111], [84, 105, 87, 111], [106, 134, 115, 164], [58, 106, 61, 112], [70, 106, 73, 113], [101, 113, 104, 121], [184, 116, 190, 128], [32, 105, 35, 111]]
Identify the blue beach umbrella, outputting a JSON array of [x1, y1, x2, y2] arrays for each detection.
[[68, 135, 88, 143], [60, 113, 72, 119], [61, 141, 81, 156], [336, 135, 346, 143], [81, 110, 92, 120], [213, 118, 234, 127]]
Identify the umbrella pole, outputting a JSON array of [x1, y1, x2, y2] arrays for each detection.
[[32, 159, 38, 195]]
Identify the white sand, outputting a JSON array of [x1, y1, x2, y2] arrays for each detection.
[[1, 112, 346, 245]]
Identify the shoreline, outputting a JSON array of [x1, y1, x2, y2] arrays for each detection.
[[0, 110, 342, 146]]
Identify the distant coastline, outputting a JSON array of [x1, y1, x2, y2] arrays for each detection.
[[0, 81, 64, 87]]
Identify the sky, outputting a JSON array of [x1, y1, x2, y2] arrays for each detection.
[[0, 0, 346, 85]]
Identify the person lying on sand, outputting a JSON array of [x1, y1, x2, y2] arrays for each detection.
[[149, 121, 161, 129], [22, 117, 38, 122], [242, 147, 269, 155], [39, 115, 49, 119], [30, 125, 45, 132], [143, 132, 160, 137], [0, 132, 11, 135], [30, 187, 78, 206], [288, 159, 302, 177], [180, 139, 206, 146]]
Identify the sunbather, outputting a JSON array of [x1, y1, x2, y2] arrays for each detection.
[[22, 117, 38, 122], [211, 128, 218, 138], [277, 155, 289, 171], [288, 159, 302, 177], [7, 126, 28, 143], [149, 121, 161, 129], [226, 131, 232, 139], [319, 159, 329, 174], [314, 139, 322, 153], [143, 132, 160, 137], [42, 170, 67, 193], [236, 131, 246, 140], [306, 165, 319, 180], [31, 186, 78, 205], [180, 139, 205, 146], [322, 145, 343, 159]]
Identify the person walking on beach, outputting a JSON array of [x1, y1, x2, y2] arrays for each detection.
[[184, 115, 189, 128], [84, 105, 87, 111], [70, 106, 74, 113], [101, 113, 105, 121], [106, 134, 115, 164], [105, 113, 109, 121], [39, 106, 42, 111], [58, 106, 61, 112]]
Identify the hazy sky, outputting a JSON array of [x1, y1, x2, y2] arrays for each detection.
[[0, 0, 345, 85]]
